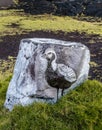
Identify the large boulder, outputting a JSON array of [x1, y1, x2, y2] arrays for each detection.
[[15, 0, 102, 17], [21, 0, 55, 14], [4, 38, 90, 111], [54, 1, 83, 16]]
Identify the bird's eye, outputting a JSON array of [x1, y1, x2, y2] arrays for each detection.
[[48, 52, 52, 55]]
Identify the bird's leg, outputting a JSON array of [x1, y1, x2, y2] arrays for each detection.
[[61, 83, 65, 96], [57, 88, 59, 101], [61, 88, 64, 96]]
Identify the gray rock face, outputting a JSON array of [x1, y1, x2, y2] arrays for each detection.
[[4, 38, 90, 111]]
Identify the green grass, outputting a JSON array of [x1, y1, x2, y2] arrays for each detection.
[[0, 56, 15, 81], [0, 78, 102, 130], [0, 9, 102, 37]]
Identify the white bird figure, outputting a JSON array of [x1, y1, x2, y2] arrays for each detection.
[[42, 48, 77, 100]]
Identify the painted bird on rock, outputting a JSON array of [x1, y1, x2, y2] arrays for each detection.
[[42, 48, 77, 100]]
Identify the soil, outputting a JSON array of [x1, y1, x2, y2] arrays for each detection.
[[0, 31, 102, 81]]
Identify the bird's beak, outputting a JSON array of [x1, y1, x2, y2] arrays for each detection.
[[42, 53, 47, 58]]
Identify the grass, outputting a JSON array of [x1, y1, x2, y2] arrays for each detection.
[[0, 9, 102, 37], [0, 79, 102, 130], [90, 61, 98, 67], [0, 56, 15, 80]]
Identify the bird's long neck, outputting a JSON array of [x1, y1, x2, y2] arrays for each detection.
[[51, 54, 57, 71]]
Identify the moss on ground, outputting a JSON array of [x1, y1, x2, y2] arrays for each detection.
[[0, 10, 102, 37], [0, 56, 15, 80], [0, 78, 102, 130]]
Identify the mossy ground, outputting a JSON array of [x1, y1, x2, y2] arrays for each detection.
[[0, 78, 102, 130], [0, 10, 102, 37]]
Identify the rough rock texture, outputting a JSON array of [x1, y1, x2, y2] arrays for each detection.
[[85, 1, 102, 17], [18, 0, 102, 17], [4, 38, 90, 111]]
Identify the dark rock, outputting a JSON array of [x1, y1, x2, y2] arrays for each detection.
[[55, 2, 77, 16], [85, 2, 102, 17], [16, 0, 102, 17], [23, 0, 55, 14]]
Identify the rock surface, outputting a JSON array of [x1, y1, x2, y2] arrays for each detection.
[[4, 38, 90, 111], [18, 0, 102, 17]]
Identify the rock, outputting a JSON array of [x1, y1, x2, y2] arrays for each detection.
[[4, 38, 90, 111], [19, 0, 102, 17], [55, 1, 83, 16], [85, 1, 102, 17], [23, 0, 55, 14], [28, 0, 83, 16]]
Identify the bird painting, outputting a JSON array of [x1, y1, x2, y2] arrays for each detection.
[[42, 48, 77, 100]]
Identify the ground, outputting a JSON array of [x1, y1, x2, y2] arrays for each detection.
[[0, 30, 102, 81]]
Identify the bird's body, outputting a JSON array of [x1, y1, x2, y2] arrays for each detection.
[[42, 48, 77, 100]]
